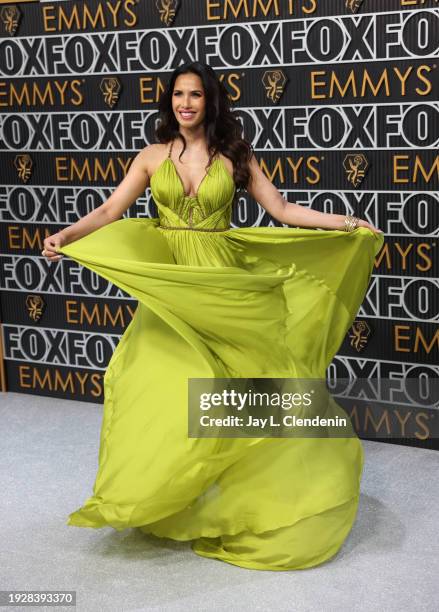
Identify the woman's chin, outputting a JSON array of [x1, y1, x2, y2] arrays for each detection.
[[177, 120, 203, 129]]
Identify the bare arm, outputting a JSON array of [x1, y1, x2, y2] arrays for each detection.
[[61, 148, 150, 242], [43, 147, 151, 260], [246, 155, 383, 233]]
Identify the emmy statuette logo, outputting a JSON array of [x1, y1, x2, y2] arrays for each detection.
[[0, 5, 21, 35], [348, 321, 371, 352], [262, 70, 288, 104], [345, 0, 364, 13], [156, 0, 181, 26], [343, 154, 369, 187], [26, 295, 46, 322], [100, 78, 122, 108], [14, 155, 33, 183]]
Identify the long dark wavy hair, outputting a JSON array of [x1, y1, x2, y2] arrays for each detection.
[[155, 61, 253, 190]]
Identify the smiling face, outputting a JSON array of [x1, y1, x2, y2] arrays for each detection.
[[172, 72, 206, 129]]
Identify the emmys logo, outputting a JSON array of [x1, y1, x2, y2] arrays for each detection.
[[345, 0, 363, 13], [348, 321, 371, 352], [343, 154, 369, 187], [0, 5, 21, 35], [262, 70, 287, 103], [100, 78, 121, 108], [26, 295, 45, 322], [156, 0, 180, 26], [14, 155, 33, 183]]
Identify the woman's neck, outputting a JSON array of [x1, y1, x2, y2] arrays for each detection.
[[177, 126, 206, 149]]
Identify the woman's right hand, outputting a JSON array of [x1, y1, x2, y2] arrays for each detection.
[[41, 232, 66, 261]]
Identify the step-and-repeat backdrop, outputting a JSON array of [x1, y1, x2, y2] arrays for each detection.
[[0, 0, 438, 448]]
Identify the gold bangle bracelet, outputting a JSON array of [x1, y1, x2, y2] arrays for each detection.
[[344, 215, 360, 232]]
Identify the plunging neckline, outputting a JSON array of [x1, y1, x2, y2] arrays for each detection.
[[149, 155, 235, 200], [167, 156, 220, 199]]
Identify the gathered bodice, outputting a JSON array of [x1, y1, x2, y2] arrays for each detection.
[[149, 153, 236, 231]]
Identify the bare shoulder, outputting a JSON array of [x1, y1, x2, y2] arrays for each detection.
[[138, 143, 170, 177]]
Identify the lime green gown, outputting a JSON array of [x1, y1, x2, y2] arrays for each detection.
[[57, 146, 384, 571]]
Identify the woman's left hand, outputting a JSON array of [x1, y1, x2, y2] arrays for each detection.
[[357, 218, 383, 234]]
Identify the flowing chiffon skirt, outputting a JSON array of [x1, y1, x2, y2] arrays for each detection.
[[57, 218, 384, 570]]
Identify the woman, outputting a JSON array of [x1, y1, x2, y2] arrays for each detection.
[[42, 62, 384, 571]]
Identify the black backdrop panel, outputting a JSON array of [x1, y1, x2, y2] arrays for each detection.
[[0, 0, 438, 449]]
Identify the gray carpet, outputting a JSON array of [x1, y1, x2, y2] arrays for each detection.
[[1, 391, 437, 612]]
